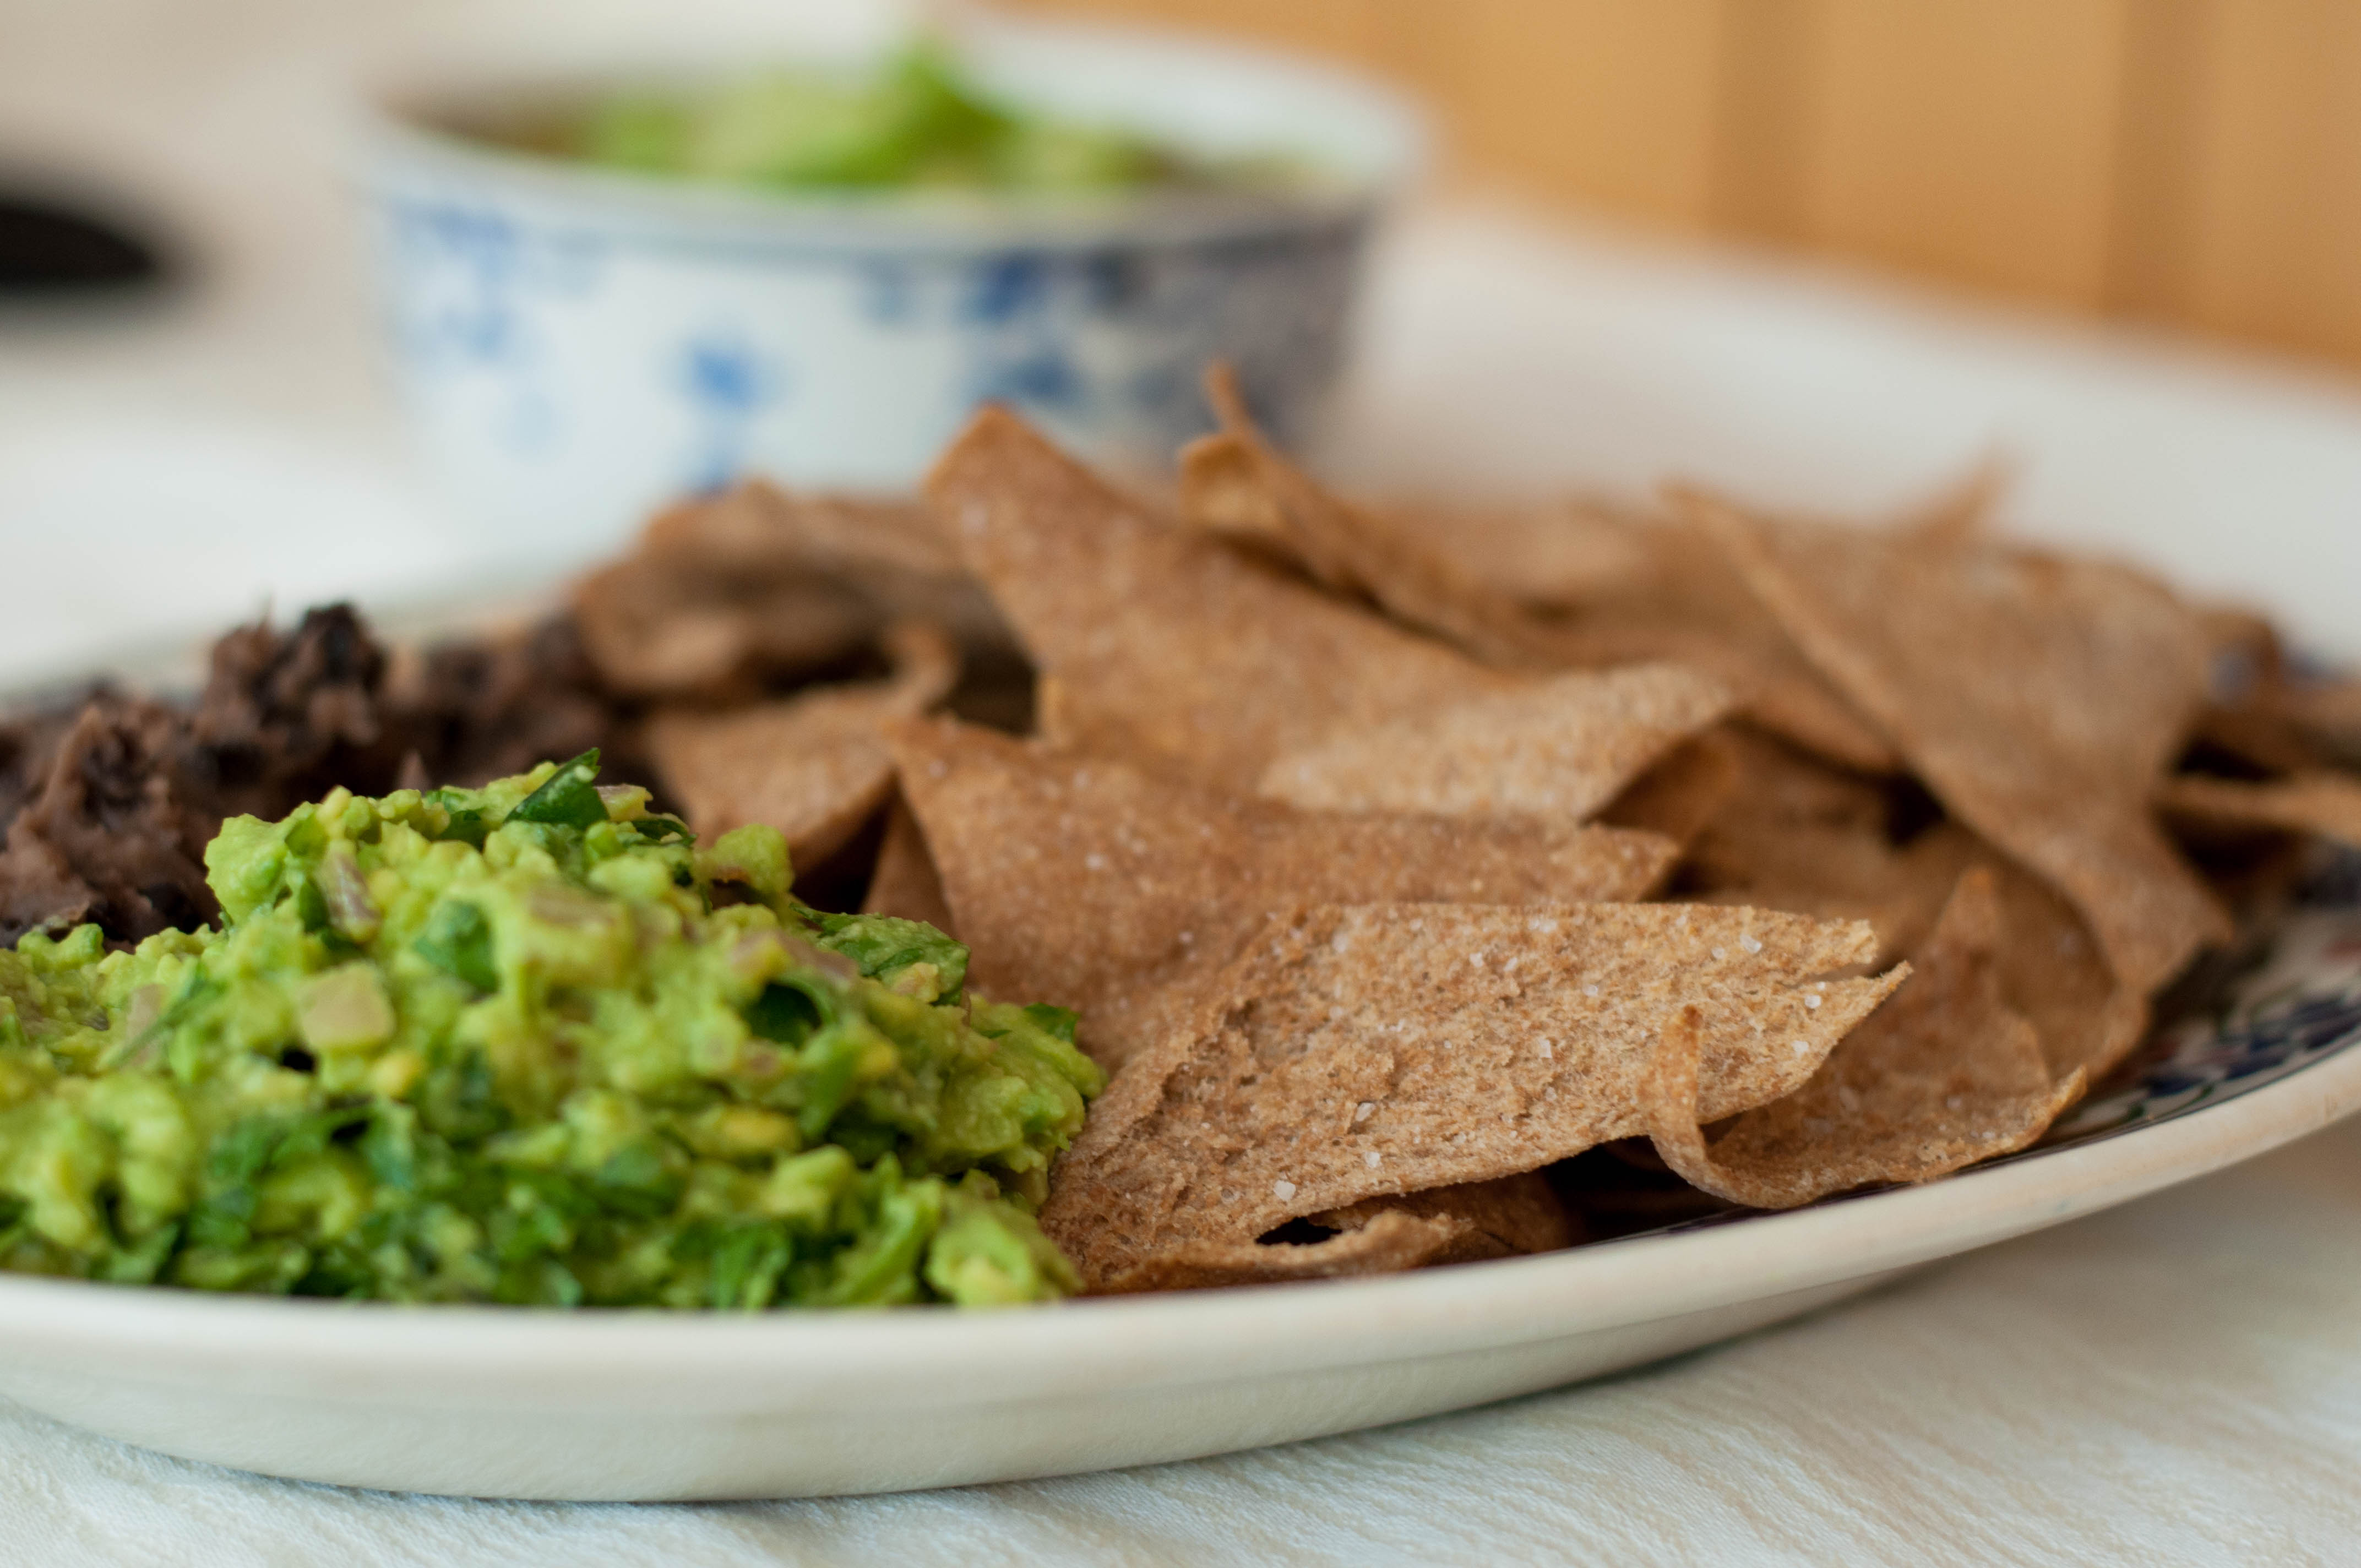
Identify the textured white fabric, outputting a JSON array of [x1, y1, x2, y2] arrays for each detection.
[[8, 4, 2361, 1562]]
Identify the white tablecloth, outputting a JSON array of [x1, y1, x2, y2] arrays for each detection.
[[8, 4, 2361, 1562]]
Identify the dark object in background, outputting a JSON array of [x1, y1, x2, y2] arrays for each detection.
[[0, 191, 167, 293]]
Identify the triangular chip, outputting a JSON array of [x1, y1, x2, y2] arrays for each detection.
[[1180, 364, 1544, 668], [1677, 737, 2146, 1081], [646, 623, 959, 871], [2279, 676, 2361, 769], [1256, 663, 1734, 821], [1894, 451, 2012, 548], [1039, 901, 1903, 1289], [2157, 771, 2361, 853], [1981, 848, 2149, 1081], [926, 407, 1726, 804], [859, 792, 956, 934], [889, 717, 1677, 1071], [1595, 731, 1743, 848], [1374, 497, 1659, 616], [1690, 491, 2229, 994], [644, 478, 960, 575], [1644, 869, 2084, 1208], [1532, 511, 1901, 774], [1687, 812, 1979, 972]]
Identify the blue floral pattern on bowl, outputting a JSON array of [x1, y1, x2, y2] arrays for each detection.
[[367, 179, 1378, 557]]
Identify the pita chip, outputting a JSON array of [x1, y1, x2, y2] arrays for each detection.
[[1533, 511, 1901, 774], [1256, 662, 1736, 822], [1894, 452, 2013, 548], [1089, 1209, 1471, 1294], [1109, 1171, 1576, 1294], [1180, 364, 1546, 667], [1645, 869, 2084, 1209], [1596, 731, 1744, 848], [646, 623, 959, 872], [1690, 492, 2229, 994], [1039, 901, 1902, 1290], [889, 717, 1677, 1071], [927, 406, 1727, 805], [2157, 771, 2361, 853], [1379, 497, 1660, 617], [1979, 848, 2150, 1082], [1309, 1170, 1575, 1263], [859, 792, 956, 934]]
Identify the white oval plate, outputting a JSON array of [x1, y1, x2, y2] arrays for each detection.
[[3, 854, 2358, 1499]]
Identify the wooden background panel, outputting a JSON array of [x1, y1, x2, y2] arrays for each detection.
[[1444, 0, 1728, 232], [2156, 1, 2361, 362], [1005, 0, 2361, 371], [1742, 0, 2138, 308]]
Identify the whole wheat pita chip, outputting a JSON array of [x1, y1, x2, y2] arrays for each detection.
[[1714, 726, 1896, 836], [1645, 870, 2084, 1208], [1979, 847, 2149, 1081], [1379, 497, 1659, 615], [1689, 491, 2229, 994], [646, 623, 959, 872], [1039, 901, 1903, 1289], [1895, 452, 2012, 548], [575, 482, 1007, 703], [646, 479, 960, 575], [1180, 364, 1546, 668], [1256, 663, 1736, 821], [2280, 677, 2361, 769], [1114, 1172, 1576, 1295], [1596, 731, 1743, 847], [1680, 747, 2146, 1080], [639, 480, 1010, 650], [889, 717, 1677, 1071], [1675, 731, 1963, 965], [2157, 772, 2361, 853], [1531, 510, 1901, 774], [1310, 1170, 1575, 1263], [859, 792, 956, 934], [2186, 704, 2322, 778], [573, 564, 876, 703], [1089, 1208, 1471, 1294], [927, 407, 1726, 803], [1688, 813, 1979, 971]]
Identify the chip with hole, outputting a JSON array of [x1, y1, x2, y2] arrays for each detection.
[[1039, 901, 1901, 1291]]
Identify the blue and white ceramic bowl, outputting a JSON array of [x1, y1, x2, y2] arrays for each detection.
[[360, 21, 1426, 558]]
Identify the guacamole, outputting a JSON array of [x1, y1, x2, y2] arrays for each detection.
[[0, 753, 1104, 1308], [517, 45, 1272, 195]]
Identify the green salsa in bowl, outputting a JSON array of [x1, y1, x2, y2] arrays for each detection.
[[0, 753, 1102, 1309], [501, 43, 1304, 198]]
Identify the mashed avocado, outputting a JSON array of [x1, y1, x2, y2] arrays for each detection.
[[0, 753, 1104, 1308]]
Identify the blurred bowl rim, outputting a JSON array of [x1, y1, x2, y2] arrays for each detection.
[[354, 15, 1432, 254]]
